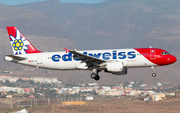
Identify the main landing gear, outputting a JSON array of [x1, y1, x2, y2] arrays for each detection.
[[91, 73, 100, 81], [91, 69, 100, 81], [151, 66, 156, 77]]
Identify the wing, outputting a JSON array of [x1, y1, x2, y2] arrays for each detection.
[[68, 49, 106, 67]]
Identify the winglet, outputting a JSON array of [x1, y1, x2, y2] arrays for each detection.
[[64, 48, 70, 53]]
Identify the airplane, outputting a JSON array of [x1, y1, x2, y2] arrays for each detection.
[[4, 26, 177, 81]]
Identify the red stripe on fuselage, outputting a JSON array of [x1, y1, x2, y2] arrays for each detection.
[[135, 48, 176, 66]]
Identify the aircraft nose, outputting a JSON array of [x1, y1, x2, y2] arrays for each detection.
[[168, 55, 177, 64]]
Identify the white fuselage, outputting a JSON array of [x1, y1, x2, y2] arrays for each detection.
[[6, 49, 156, 70]]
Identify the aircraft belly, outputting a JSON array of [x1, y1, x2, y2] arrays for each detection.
[[43, 61, 80, 70]]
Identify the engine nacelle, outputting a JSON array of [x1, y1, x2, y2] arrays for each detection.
[[105, 61, 127, 75], [111, 67, 127, 75], [106, 61, 124, 72]]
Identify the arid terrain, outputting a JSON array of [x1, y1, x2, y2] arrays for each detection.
[[1, 96, 180, 113]]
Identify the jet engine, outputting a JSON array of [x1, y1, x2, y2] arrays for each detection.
[[104, 61, 127, 75]]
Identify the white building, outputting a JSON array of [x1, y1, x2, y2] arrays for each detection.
[[88, 83, 99, 86], [140, 84, 146, 87], [86, 96, 94, 100], [157, 83, 162, 87], [0, 86, 18, 92], [102, 86, 111, 91], [17, 109, 28, 113]]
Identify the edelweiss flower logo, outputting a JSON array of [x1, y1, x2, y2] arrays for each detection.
[[12, 39, 24, 50], [10, 30, 30, 55]]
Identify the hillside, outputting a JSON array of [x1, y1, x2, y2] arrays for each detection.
[[17, 0, 180, 53]]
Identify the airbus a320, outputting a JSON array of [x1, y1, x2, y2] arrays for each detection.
[[4, 26, 177, 81]]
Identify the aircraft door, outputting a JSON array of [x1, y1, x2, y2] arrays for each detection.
[[37, 54, 43, 64], [150, 49, 156, 59]]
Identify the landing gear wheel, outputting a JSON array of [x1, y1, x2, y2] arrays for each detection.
[[90, 73, 100, 81], [94, 75, 100, 81], [152, 73, 156, 77], [91, 73, 96, 79]]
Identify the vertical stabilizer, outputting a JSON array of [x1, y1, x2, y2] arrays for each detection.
[[7, 26, 41, 55]]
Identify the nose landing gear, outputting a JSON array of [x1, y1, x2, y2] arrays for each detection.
[[151, 66, 156, 77], [152, 73, 156, 77]]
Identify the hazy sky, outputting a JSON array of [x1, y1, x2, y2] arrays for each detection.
[[0, 0, 105, 5]]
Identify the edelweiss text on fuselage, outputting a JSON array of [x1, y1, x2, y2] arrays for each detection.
[[52, 51, 136, 62]]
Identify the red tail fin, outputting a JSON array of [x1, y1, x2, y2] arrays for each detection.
[[7, 26, 41, 55]]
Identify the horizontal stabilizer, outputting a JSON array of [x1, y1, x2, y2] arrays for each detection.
[[5, 55, 27, 60]]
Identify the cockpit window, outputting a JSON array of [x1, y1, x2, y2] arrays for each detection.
[[161, 52, 170, 55]]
